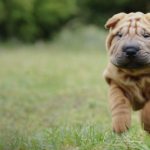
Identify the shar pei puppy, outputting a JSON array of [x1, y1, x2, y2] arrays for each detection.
[[104, 12, 150, 133]]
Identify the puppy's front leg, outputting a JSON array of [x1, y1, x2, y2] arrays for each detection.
[[141, 101, 150, 133], [109, 81, 131, 133]]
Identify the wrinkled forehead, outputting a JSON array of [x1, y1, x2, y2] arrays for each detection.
[[113, 13, 148, 35]]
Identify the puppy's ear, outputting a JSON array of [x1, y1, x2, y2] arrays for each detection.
[[105, 13, 126, 29]]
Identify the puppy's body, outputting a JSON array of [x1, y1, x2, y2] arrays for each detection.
[[104, 12, 150, 133], [104, 63, 150, 110]]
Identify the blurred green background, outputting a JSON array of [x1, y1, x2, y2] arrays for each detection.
[[1, 1, 150, 150], [0, 0, 149, 42]]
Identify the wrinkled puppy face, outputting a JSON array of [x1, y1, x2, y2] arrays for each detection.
[[105, 12, 150, 69]]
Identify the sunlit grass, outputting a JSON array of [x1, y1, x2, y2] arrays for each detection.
[[0, 26, 149, 150]]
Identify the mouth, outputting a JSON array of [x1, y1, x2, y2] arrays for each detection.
[[121, 62, 146, 69], [112, 57, 150, 69]]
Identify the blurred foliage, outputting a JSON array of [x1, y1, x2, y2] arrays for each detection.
[[34, 0, 77, 40], [0, 0, 149, 42], [0, 0, 77, 42], [77, 0, 150, 25]]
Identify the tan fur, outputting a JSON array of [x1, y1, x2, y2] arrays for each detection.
[[104, 12, 150, 133]]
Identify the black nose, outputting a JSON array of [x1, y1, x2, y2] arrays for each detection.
[[123, 46, 139, 57]]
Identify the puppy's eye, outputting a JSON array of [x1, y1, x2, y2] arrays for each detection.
[[143, 33, 150, 38], [115, 32, 123, 38]]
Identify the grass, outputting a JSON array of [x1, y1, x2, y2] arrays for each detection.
[[0, 26, 150, 150]]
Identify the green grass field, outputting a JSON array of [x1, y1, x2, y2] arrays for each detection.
[[0, 26, 150, 150]]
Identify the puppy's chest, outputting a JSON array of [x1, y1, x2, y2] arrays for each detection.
[[119, 75, 150, 110]]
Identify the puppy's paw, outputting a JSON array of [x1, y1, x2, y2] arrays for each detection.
[[112, 114, 131, 134]]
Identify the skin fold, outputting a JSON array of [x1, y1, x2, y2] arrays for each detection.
[[104, 12, 150, 133]]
